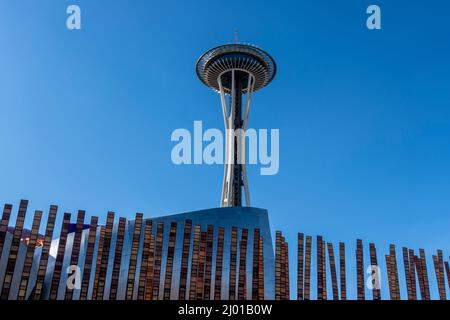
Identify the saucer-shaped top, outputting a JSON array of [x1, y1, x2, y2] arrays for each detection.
[[196, 44, 276, 94]]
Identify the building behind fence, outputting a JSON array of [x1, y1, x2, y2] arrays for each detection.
[[0, 199, 449, 300]]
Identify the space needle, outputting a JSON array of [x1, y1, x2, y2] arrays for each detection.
[[196, 43, 276, 207]]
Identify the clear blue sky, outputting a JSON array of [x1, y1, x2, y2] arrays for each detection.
[[1, 0, 449, 299]]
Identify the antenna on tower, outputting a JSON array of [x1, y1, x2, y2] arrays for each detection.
[[234, 29, 239, 44]]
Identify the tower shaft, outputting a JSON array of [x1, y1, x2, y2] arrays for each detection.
[[196, 43, 277, 208], [219, 70, 253, 207], [231, 75, 244, 207]]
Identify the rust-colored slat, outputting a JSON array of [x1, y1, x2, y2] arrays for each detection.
[[203, 225, 214, 300], [163, 222, 177, 300], [432, 255, 441, 299], [0, 204, 12, 261], [252, 229, 261, 300], [126, 213, 143, 300], [339, 242, 346, 300], [196, 231, 207, 300], [321, 241, 326, 300], [369, 243, 380, 300], [17, 210, 42, 300], [280, 236, 289, 300], [285, 240, 290, 300], [437, 250, 446, 299], [108, 217, 126, 300], [237, 228, 248, 300], [79, 216, 98, 300], [297, 233, 304, 300], [444, 261, 450, 292], [258, 235, 264, 300], [92, 226, 105, 299], [65, 210, 85, 300], [49, 212, 71, 300], [275, 231, 282, 300], [304, 235, 312, 300], [317, 236, 323, 300], [0, 200, 28, 300], [402, 247, 412, 300], [178, 220, 192, 300], [414, 255, 425, 300], [433, 250, 446, 300], [280, 236, 286, 299], [189, 224, 201, 300], [419, 249, 430, 300], [356, 239, 365, 300], [213, 227, 224, 300], [408, 249, 417, 300], [95, 212, 114, 300], [145, 234, 155, 300], [385, 254, 394, 299], [280, 236, 287, 300], [151, 221, 164, 300], [32, 205, 58, 300], [228, 226, 238, 300], [327, 242, 338, 300], [389, 245, 400, 300], [137, 220, 153, 300]]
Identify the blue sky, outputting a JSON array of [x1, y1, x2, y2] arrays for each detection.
[[1, 0, 449, 299]]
